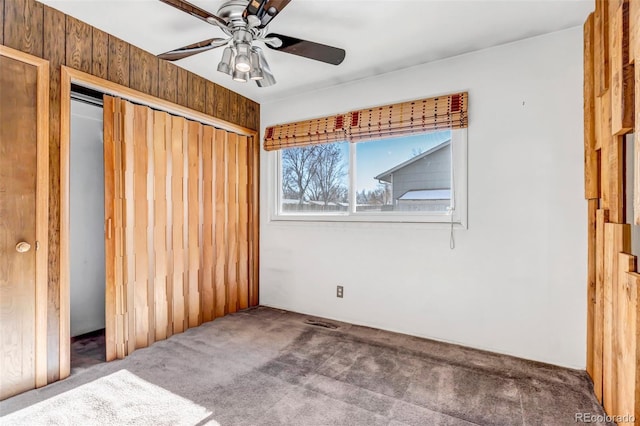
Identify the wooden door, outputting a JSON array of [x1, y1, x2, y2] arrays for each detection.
[[103, 96, 253, 360], [0, 46, 49, 400]]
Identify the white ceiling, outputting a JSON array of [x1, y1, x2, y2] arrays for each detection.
[[41, 0, 593, 103]]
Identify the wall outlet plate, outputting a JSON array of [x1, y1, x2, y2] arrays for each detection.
[[337, 285, 343, 298]]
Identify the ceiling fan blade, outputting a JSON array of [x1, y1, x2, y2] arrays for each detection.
[[159, 0, 228, 28], [244, 0, 267, 17], [158, 38, 227, 61], [264, 33, 346, 65], [259, 0, 292, 27]]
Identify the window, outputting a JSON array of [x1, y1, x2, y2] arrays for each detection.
[[265, 92, 468, 224]]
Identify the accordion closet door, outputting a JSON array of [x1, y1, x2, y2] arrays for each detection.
[[103, 96, 253, 360]]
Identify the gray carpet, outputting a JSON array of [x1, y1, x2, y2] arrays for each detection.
[[0, 307, 609, 426]]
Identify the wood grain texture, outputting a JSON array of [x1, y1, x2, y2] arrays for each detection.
[[229, 91, 240, 125], [65, 15, 91, 73], [0, 0, 4, 45], [103, 96, 117, 362], [594, 209, 609, 403], [187, 72, 206, 113], [636, 61, 640, 225], [214, 84, 230, 122], [187, 120, 201, 328], [610, 1, 634, 135], [616, 254, 637, 424], [158, 60, 178, 104], [153, 111, 169, 342], [595, 0, 610, 96], [214, 129, 227, 318], [108, 35, 129, 86], [201, 126, 215, 322], [123, 101, 136, 356], [92, 27, 109, 79], [587, 199, 598, 380], [205, 81, 216, 117], [249, 135, 259, 307], [3, 0, 43, 57], [584, 14, 599, 200], [129, 46, 159, 98], [603, 223, 631, 414], [237, 136, 249, 310], [42, 3, 65, 383], [171, 115, 186, 334], [177, 67, 189, 108], [226, 133, 239, 314]]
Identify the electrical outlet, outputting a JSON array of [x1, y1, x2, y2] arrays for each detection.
[[336, 285, 344, 298]]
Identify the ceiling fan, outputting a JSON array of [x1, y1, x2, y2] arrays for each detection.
[[158, 0, 346, 87]]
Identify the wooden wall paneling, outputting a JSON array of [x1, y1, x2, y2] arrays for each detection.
[[153, 111, 169, 342], [247, 101, 259, 136], [187, 73, 206, 113], [214, 84, 230, 122], [129, 46, 159, 98], [108, 36, 129, 86], [616, 254, 638, 423], [158, 60, 178, 104], [602, 222, 631, 414], [214, 129, 227, 317], [103, 96, 116, 362], [594, 209, 609, 402], [226, 132, 239, 313], [3, 0, 43, 57], [626, 271, 640, 425], [65, 16, 91, 73], [171, 116, 186, 334], [237, 135, 249, 310], [610, 0, 634, 135], [229, 91, 240, 125], [585, 13, 599, 199], [177, 67, 189, 108], [587, 199, 598, 379], [205, 81, 216, 117], [595, 0, 610, 96], [238, 95, 247, 129], [201, 126, 215, 322], [42, 3, 65, 382], [187, 120, 201, 328], [91, 27, 108, 79]]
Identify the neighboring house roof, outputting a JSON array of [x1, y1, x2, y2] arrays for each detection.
[[398, 189, 451, 201], [374, 139, 451, 183]]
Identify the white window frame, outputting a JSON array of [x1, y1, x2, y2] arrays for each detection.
[[269, 129, 467, 226]]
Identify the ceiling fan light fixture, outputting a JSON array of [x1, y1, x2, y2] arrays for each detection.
[[234, 43, 251, 73], [254, 47, 275, 87], [249, 49, 264, 80], [216, 46, 234, 75], [232, 69, 249, 82]]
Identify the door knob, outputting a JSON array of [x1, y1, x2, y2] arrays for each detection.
[[16, 242, 31, 253]]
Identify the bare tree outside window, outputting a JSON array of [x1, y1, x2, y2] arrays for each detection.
[[281, 143, 349, 212]]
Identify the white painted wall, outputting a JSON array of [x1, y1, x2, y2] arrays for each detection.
[[70, 99, 105, 337], [260, 27, 587, 369]]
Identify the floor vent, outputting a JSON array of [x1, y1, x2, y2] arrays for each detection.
[[304, 319, 338, 330]]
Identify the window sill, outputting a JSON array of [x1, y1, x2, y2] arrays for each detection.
[[269, 212, 467, 228]]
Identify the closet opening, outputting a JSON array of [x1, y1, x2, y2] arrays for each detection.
[[69, 84, 106, 373]]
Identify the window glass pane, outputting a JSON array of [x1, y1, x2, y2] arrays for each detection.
[[355, 131, 452, 212], [280, 142, 350, 213]]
